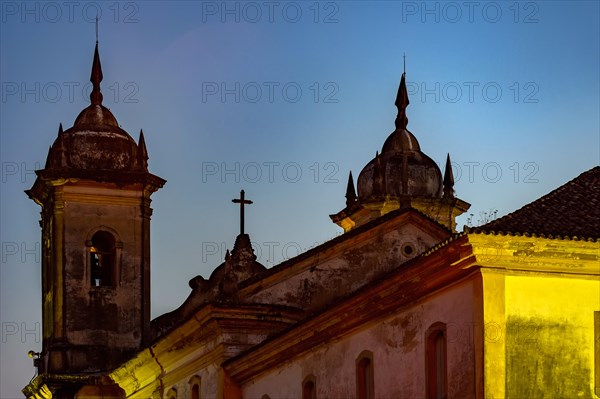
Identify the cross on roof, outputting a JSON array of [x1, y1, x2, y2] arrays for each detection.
[[232, 190, 253, 235]]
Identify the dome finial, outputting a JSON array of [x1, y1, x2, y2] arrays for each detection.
[[90, 30, 103, 106], [394, 71, 409, 130], [443, 153, 455, 198], [345, 171, 357, 207]]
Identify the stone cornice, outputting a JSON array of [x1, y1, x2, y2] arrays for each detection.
[[467, 233, 600, 276], [26, 170, 165, 208], [110, 304, 304, 397]]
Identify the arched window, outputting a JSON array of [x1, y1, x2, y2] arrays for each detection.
[[89, 230, 116, 287], [302, 375, 316, 399], [191, 384, 199, 399], [426, 323, 447, 399], [356, 350, 374, 399], [189, 375, 201, 399]]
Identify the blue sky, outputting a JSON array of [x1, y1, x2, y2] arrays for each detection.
[[1, 1, 599, 396]]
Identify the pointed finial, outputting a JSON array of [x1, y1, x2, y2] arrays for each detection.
[[90, 41, 103, 106], [443, 153, 455, 198], [44, 146, 52, 169], [95, 16, 99, 43], [225, 249, 231, 261], [394, 72, 410, 130], [137, 129, 149, 170], [373, 151, 384, 195], [51, 123, 68, 168], [345, 171, 357, 208], [403, 52, 406, 74]]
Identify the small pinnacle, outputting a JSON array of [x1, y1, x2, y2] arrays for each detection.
[[373, 151, 384, 195], [137, 130, 149, 169], [345, 171, 357, 207], [443, 153, 455, 198]]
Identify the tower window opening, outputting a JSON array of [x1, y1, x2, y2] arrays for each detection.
[[90, 231, 116, 287]]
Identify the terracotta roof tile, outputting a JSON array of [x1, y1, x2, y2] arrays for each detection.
[[470, 166, 600, 240]]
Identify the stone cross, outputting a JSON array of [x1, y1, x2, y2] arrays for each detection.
[[232, 190, 253, 235]]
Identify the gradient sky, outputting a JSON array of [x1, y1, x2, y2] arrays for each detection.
[[1, 1, 599, 397]]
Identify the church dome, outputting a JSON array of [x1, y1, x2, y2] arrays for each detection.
[[53, 105, 140, 171], [357, 129, 442, 200], [44, 43, 146, 172], [356, 73, 442, 201]]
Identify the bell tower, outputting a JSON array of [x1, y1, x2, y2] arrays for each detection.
[[25, 40, 165, 380]]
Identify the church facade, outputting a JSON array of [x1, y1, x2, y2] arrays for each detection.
[[23, 42, 600, 399]]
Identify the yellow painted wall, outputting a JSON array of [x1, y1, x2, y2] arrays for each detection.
[[505, 274, 600, 398]]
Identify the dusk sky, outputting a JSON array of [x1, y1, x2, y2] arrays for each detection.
[[1, 1, 599, 397]]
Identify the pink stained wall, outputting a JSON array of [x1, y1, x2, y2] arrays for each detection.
[[241, 276, 478, 399]]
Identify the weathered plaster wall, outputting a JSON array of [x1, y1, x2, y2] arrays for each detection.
[[504, 274, 600, 399], [242, 277, 477, 399], [248, 222, 444, 312]]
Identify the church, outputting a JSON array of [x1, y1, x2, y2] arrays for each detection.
[[22, 40, 600, 399]]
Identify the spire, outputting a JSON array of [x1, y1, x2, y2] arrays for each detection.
[[345, 171, 357, 208], [137, 130, 148, 170], [90, 41, 103, 106], [443, 153, 455, 198], [394, 72, 410, 130]]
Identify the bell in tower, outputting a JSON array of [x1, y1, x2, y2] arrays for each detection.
[[25, 38, 165, 387]]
